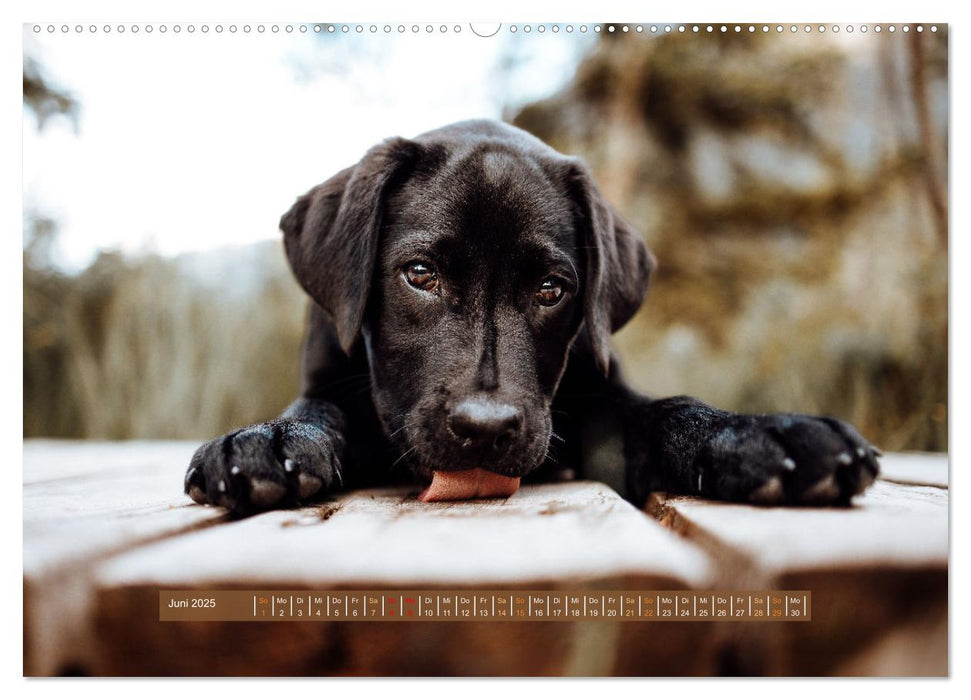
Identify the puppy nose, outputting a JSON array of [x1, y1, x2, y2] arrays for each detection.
[[448, 397, 523, 452]]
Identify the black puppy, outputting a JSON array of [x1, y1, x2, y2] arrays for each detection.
[[185, 120, 879, 513]]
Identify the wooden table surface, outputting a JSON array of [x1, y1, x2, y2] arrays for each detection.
[[23, 441, 948, 677]]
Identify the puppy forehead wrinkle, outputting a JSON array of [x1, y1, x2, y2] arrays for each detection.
[[479, 149, 530, 184], [381, 137, 579, 279], [450, 143, 560, 198], [383, 229, 441, 258], [387, 140, 574, 234]]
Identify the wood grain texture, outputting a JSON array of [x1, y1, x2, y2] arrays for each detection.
[[97, 481, 713, 588], [645, 453, 948, 675], [22, 443, 948, 676], [877, 452, 948, 487], [90, 480, 716, 676], [23, 441, 229, 675], [648, 480, 947, 575]]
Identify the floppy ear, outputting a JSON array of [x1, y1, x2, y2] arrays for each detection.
[[280, 137, 420, 354], [566, 161, 657, 375]]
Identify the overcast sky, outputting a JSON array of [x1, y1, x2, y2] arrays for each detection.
[[23, 26, 593, 271]]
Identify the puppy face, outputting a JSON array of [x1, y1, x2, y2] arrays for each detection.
[[364, 147, 583, 479], [280, 121, 654, 484]]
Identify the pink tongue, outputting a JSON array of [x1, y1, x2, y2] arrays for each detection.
[[418, 468, 521, 502]]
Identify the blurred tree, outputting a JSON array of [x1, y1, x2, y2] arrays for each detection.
[[514, 28, 947, 451], [24, 214, 82, 437], [23, 54, 309, 440], [22, 32, 948, 451], [23, 56, 78, 132], [24, 56, 81, 435]]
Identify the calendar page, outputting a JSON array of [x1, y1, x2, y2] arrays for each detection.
[[22, 13, 949, 679]]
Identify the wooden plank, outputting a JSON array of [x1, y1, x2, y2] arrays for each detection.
[[24, 444, 224, 575], [23, 441, 227, 676], [646, 452, 948, 676], [97, 481, 713, 588], [91, 481, 716, 675], [649, 480, 947, 574], [23, 439, 201, 484], [24, 441, 716, 675], [877, 452, 948, 488], [25, 441, 947, 676]]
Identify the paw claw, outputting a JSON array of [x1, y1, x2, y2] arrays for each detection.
[[217, 479, 227, 493], [284, 458, 295, 473], [781, 457, 796, 471], [249, 479, 287, 508], [187, 487, 207, 505], [854, 465, 878, 494], [230, 465, 241, 476], [836, 452, 853, 467], [298, 473, 324, 499], [185, 467, 207, 505], [749, 477, 785, 505], [800, 475, 840, 504]]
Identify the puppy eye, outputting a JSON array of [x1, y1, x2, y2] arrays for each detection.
[[404, 261, 440, 293], [535, 277, 565, 307]]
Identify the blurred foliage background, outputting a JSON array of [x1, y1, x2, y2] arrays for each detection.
[[24, 27, 947, 451]]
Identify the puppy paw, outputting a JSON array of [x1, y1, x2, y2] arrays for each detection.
[[696, 414, 880, 506], [184, 420, 342, 515]]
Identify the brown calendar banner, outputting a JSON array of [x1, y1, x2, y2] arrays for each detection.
[[159, 590, 811, 622]]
